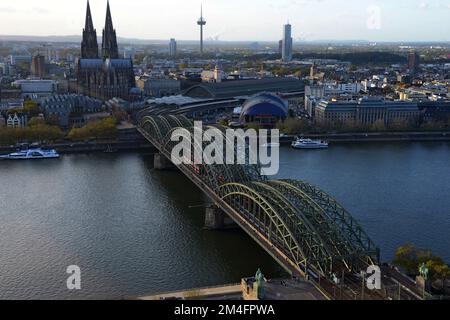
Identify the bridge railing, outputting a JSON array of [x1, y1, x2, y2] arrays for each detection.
[[137, 114, 381, 295]]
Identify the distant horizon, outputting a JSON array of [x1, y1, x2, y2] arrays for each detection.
[[1, 34, 449, 46], [0, 0, 449, 43]]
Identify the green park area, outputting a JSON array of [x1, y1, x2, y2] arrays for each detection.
[[0, 101, 118, 145]]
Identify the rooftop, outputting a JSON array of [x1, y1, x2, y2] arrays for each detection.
[[183, 78, 305, 99], [146, 95, 204, 106], [79, 58, 133, 69]]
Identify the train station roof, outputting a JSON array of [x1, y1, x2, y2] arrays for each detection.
[[183, 78, 305, 99]]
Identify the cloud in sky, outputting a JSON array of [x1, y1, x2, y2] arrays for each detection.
[[0, 0, 449, 41]]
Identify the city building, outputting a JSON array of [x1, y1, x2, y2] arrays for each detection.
[[201, 65, 225, 83], [315, 97, 420, 126], [9, 55, 32, 66], [281, 23, 293, 62], [0, 96, 23, 112], [197, 5, 206, 55], [76, 1, 135, 101], [12, 80, 58, 99], [305, 82, 363, 119], [137, 77, 181, 98], [184, 78, 304, 100], [137, 78, 305, 125], [169, 39, 177, 58], [0, 102, 23, 113], [418, 101, 450, 123], [0, 62, 7, 75], [40, 94, 106, 128], [399, 85, 448, 102], [0, 88, 22, 101], [408, 52, 420, 73], [239, 93, 289, 127], [30, 54, 46, 78], [7, 113, 27, 128], [310, 63, 317, 80]]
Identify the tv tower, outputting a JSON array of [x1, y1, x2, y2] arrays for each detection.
[[197, 5, 206, 55]]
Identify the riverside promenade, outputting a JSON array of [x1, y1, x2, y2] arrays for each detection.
[[0, 128, 156, 155], [281, 131, 450, 144], [137, 284, 242, 300]]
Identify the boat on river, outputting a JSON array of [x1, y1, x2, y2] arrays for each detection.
[[291, 138, 329, 149], [0, 148, 60, 160]]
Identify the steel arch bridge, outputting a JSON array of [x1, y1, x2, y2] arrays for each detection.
[[137, 112, 380, 290]]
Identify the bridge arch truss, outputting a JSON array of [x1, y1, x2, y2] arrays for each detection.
[[138, 114, 379, 280]]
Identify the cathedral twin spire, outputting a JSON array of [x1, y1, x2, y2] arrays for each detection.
[[81, 1, 98, 59], [81, 1, 119, 59], [85, 0, 95, 32], [102, 1, 119, 59]]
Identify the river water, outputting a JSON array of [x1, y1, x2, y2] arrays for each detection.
[[0, 141, 449, 299]]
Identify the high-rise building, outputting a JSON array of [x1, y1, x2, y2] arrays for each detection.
[[169, 38, 177, 57], [46, 48, 52, 62], [408, 52, 420, 73], [76, 1, 135, 101], [197, 5, 206, 55], [31, 54, 46, 78], [282, 23, 293, 62], [310, 63, 316, 79]]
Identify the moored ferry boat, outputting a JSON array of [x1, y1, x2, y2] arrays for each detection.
[[291, 138, 329, 149], [0, 148, 60, 160]]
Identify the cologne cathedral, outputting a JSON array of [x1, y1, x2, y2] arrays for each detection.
[[76, 1, 135, 101]]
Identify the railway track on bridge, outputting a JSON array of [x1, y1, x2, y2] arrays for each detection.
[[135, 112, 421, 300]]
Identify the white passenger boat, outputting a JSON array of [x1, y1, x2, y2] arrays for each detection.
[[291, 138, 329, 149], [0, 148, 60, 160]]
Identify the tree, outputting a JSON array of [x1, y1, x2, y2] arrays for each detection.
[[394, 245, 419, 275], [0, 125, 63, 145], [28, 117, 46, 127], [394, 244, 449, 281], [276, 118, 311, 135], [218, 119, 229, 127], [68, 117, 117, 141], [23, 100, 41, 116]]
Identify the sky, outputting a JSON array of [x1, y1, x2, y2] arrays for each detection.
[[0, 0, 449, 42]]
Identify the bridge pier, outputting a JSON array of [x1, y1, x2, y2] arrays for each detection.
[[205, 206, 237, 230], [154, 153, 175, 170]]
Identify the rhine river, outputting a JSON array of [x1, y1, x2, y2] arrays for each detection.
[[0, 142, 449, 299]]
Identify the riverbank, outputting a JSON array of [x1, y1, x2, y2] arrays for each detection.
[[2, 129, 450, 155], [281, 131, 450, 144], [0, 140, 156, 155], [0, 127, 157, 155]]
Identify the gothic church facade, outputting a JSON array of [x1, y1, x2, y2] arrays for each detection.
[[76, 1, 135, 101]]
